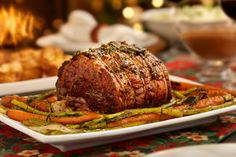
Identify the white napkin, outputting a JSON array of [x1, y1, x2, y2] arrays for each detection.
[[60, 10, 97, 42], [98, 24, 157, 48], [37, 10, 98, 52]]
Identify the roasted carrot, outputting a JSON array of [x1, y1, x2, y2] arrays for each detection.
[[7, 109, 47, 121], [107, 113, 173, 128], [33, 90, 56, 101], [207, 89, 229, 97], [171, 81, 236, 97], [1, 96, 27, 108], [29, 95, 58, 112], [46, 96, 57, 103], [194, 96, 225, 108], [7, 109, 102, 124], [51, 113, 101, 124], [30, 100, 50, 112], [172, 104, 189, 110]]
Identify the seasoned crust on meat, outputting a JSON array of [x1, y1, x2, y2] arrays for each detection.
[[56, 41, 172, 113]]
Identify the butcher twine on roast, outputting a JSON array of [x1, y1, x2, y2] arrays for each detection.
[[56, 41, 172, 113]]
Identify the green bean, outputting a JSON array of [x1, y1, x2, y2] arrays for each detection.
[[66, 124, 81, 129], [162, 108, 183, 117], [161, 99, 177, 108], [172, 90, 185, 99], [81, 118, 106, 129], [104, 107, 162, 122], [22, 118, 50, 126], [224, 94, 234, 102], [181, 87, 199, 95], [34, 90, 56, 101]]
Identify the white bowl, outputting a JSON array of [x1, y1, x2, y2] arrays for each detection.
[[141, 8, 179, 45]]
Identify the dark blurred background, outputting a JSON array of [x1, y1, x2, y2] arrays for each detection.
[[0, 0, 212, 35]]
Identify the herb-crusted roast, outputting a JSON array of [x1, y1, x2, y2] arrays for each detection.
[[56, 41, 172, 113]]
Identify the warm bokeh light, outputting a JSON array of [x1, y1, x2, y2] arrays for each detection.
[[152, 0, 164, 8], [122, 7, 134, 19], [91, 0, 104, 12], [201, 0, 215, 6], [133, 22, 143, 32], [111, 0, 122, 10], [52, 18, 64, 30]]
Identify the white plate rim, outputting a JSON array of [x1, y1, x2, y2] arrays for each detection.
[[0, 76, 57, 96]]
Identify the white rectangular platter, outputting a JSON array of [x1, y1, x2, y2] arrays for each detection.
[[0, 75, 235, 152], [0, 76, 57, 96]]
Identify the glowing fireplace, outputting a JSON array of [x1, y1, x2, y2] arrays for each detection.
[[0, 6, 42, 47]]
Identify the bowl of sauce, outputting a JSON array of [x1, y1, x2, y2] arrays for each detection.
[[176, 22, 236, 83], [178, 22, 236, 61]]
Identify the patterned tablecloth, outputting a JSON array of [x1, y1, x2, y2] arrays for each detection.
[[0, 51, 236, 157]]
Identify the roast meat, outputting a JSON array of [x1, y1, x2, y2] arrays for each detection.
[[56, 41, 172, 113]]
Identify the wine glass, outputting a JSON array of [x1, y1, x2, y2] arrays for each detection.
[[220, 0, 236, 20], [219, 0, 236, 88], [176, 20, 236, 87]]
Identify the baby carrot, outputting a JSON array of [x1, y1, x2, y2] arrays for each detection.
[[7, 109, 47, 121], [194, 96, 225, 108]]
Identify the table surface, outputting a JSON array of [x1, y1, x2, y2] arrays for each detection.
[[224, 134, 236, 142], [0, 49, 236, 157]]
